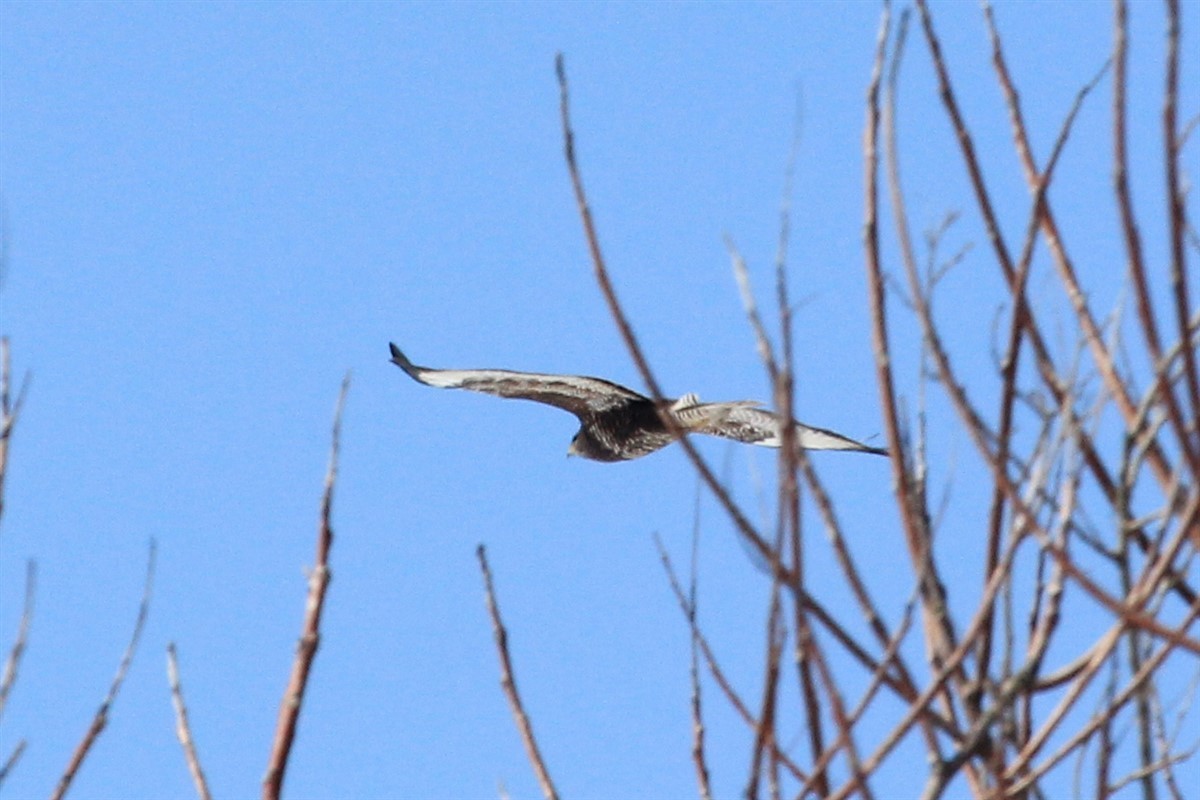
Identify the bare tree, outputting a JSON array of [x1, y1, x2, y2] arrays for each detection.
[[485, 3, 1197, 798]]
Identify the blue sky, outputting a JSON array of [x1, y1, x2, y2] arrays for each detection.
[[1, 2, 1196, 798]]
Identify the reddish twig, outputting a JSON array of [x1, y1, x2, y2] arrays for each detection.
[[262, 373, 349, 800], [1161, 0, 1200, 454], [1113, 0, 1198, 482], [167, 643, 213, 800], [475, 545, 559, 800], [52, 540, 156, 800]]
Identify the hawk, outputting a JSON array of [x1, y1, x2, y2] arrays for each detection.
[[389, 343, 886, 462]]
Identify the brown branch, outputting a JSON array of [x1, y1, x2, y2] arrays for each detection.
[[262, 373, 349, 800], [475, 545, 559, 800], [0, 336, 31, 532], [1113, 0, 1198, 482], [801, 599, 916, 798], [684, 497, 712, 800], [167, 643, 213, 800], [652, 534, 810, 783], [980, 0, 1180, 498], [1162, 0, 1200, 450], [885, 0, 972, 714], [52, 540, 156, 800], [745, 587, 785, 800], [1005, 594, 1200, 794], [864, 0, 928, 598], [555, 53, 791, 585], [0, 559, 34, 724], [977, 52, 1109, 728], [0, 739, 26, 789]]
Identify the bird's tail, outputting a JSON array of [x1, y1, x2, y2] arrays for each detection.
[[669, 395, 759, 432]]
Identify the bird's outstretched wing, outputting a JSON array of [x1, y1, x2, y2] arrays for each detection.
[[389, 343, 646, 415], [703, 405, 887, 455]]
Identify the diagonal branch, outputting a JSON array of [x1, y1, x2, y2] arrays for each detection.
[[167, 643, 213, 800], [52, 540, 156, 800], [476, 545, 559, 800]]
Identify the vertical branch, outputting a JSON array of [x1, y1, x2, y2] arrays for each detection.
[[653, 534, 811, 784], [1113, 0, 1197, 476], [980, 2, 1177, 496], [976, 56, 1109, 728], [262, 374, 349, 800], [167, 643, 213, 800], [52, 540, 156, 800], [744, 586, 785, 800], [0, 559, 33, 792], [1161, 0, 1200, 443], [554, 54, 789, 583], [0, 560, 34, 724], [685, 494, 713, 800], [476, 545, 559, 800], [0, 337, 30, 532], [885, 1, 966, 688]]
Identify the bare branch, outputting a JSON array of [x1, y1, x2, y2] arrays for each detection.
[[476, 545, 559, 800], [262, 373, 349, 800], [52, 540, 156, 800], [0, 739, 26, 790], [167, 643, 213, 800], [0, 336, 31, 532], [0, 559, 34, 724]]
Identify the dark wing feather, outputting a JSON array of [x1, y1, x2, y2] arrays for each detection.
[[706, 405, 887, 455], [389, 343, 646, 415]]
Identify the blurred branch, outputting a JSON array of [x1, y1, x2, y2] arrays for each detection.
[[51, 539, 156, 800], [167, 643, 212, 800], [684, 496, 712, 800], [1161, 0, 1200, 460], [0, 559, 34, 724], [262, 373, 349, 800], [476, 545, 559, 800], [0, 739, 25, 789], [1113, 0, 1199, 483], [0, 336, 31, 532]]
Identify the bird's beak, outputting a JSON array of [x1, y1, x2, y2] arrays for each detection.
[[566, 440, 578, 458]]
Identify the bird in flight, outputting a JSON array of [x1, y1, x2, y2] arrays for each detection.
[[389, 343, 886, 462]]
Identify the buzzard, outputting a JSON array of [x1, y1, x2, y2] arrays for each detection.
[[389, 343, 886, 462]]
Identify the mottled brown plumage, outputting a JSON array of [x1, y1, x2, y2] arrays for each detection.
[[389, 343, 886, 461]]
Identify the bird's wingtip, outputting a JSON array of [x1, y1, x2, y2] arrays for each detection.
[[388, 342, 409, 367]]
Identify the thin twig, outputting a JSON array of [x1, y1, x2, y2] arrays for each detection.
[[653, 534, 810, 783], [1161, 0, 1200, 459], [476, 545, 559, 800], [0, 739, 26, 789], [1113, 0, 1198, 484], [0, 559, 35, 724], [685, 492, 713, 800], [52, 540, 156, 800], [0, 336, 31, 531], [167, 643, 213, 800], [262, 373, 349, 800]]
